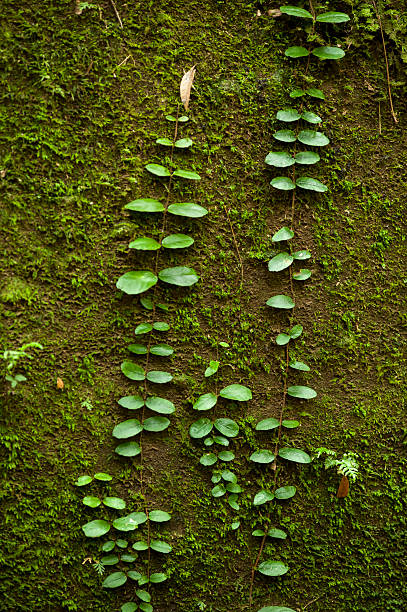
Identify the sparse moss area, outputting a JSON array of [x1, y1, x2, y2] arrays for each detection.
[[1, 1, 406, 611]]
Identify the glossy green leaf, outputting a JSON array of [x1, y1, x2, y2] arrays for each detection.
[[168, 202, 208, 217], [295, 151, 320, 165], [293, 268, 312, 281], [175, 137, 193, 148], [211, 484, 226, 497], [136, 589, 151, 602], [121, 603, 138, 612], [82, 520, 110, 538], [296, 176, 328, 192], [143, 416, 170, 431], [118, 395, 144, 410], [256, 417, 279, 431], [228, 495, 240, 511], [145, 163, 170, 177], [190, 418, 213, 439], [268, 528, 288, 539], [116, 539, 128, 548], [316, 11, 350, 23], [102, 541, 115, 552], [116, 271, 158, 295], [140, 296, 153, 309], [115, 441, 141, 457], [252, 529, 265, 536], [287, 385, 317, 399], [159, 266, 199, 286], [273, 129, 296, 143], [221, 470, 237, 482], [204, 437, 214, 447], [127, 344, 147, 355], [218, 451, 235, 461], [289, 360, 310, 371], [258, 560, 289, 576], [276, 109, 301, 122], [113, 419, 143, 439], [113, 512, 147, 530], [298, 130, 330, 147], [173, 169, 201, 180], [75, 475, 92, 486], [150, 343, 173, 356], [162, 233, 194, 249], [306, 87, 325, 99], [94, 472, 112, 481], [103, 497, 126, 510], [156, 137, 173, 146], [132, 541, 148, 551], [312, 46, 346, 60], [266, 295, 295, 309], [301, 111, 322, 124], [290, 88, 305, 98], [200, 453, 218, 466], [193, 392, 218, 411], [128, 237, 161, 250], [276, 333, 290, 346], [125, 198, 164, 213], [285, 46, 309, 58], [250, 450, 275, 463], [83, 496, 101, 508], [146, 396, 176, 414], [121, 361, 145, 381], [265, 152, 294, 170], [149, 510, 171, 522], [150, 572, 167, 583], [153, 321, 170, 331], [102, 572, 127, 588], [214, 418, 239, 438], [205, 360, 219, 377], [289, 324, 303, 339], [128, 570, 143, 581], [213, 435, 229, 446], [219, 384, 252, 401], [135, 323, 153, 335], [150, 540, 172, 553], [293, 249, 311, 260], [120, 553, 136, 563], [139, 604, 153, 612], [258, 607, 296, 612], [166, 114, 188, 122], [271, 177, 295, 190], [272, 226, 294, 242], [146, 370, 173, 384], [275, 486, 297, 499], [253, 490, 275, 506], [279, 447, 311, 463], [226, 483, 241, 493], [280, 5, 313, 19], [268, 252, 293, 271]]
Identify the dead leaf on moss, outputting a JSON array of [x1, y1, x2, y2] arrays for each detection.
[[180, 66, 196, 111]]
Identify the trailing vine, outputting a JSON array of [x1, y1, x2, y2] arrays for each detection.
[[248, 4, 351, 611]]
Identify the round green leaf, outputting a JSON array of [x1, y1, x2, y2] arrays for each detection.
[[156, 137, 173, 146], [279, 447, 311, 463], [293, 269, 312, 281], [125, 198, 164, 213], [256, 418, 279, 431], [280, 5, 313, 18], [153, 321, 170, 331], [159, 266, 199, 286], [271, 177, 296, 190], [135, 323, 153, 335], [115, 441, 141, 457], [173, 169, 201, 180], [175, 137, 193, 148], [103, 497, 126, 510], [285, 46, 309, 58], [265, 152, 295, 168], [143, 416, 170, 432], [150, 343, 173, 356], [113, 512, 146, 531], [127, 344, 148, 355], [289, 324, 303, 339], [268, 252, 294, 272], [168, 203, 208, 217], [218, 451, 235, 461], [275, 485, 297, 499], [118, 395, 144, 410], [289, 360, 310, 371], [129, 237, 161, 250], [189, 418, 213, 439], [221, 470, 237, 483], [250, 450, 275, 463], [102, 541, 115, 552], [290, 88, 305, 97], [276, 333, 290, 346], [252, 529, 265, 536], [75, 475, 92, 486], [295, 151, 320, 165], [219, 384, 252, 401], [312, 46, 346, 60], [113, 419, 142, 439], [214, 435, 229, 446], [94, 472, 112, 481], [282, 419, 300, 428], [298, 130, 330, 147], [83, 496, 101, 508], [150, 572, 167, 583], [266, 295, 295, 309], [132, 541, 148, 551], [273, 130, 296, 143], [253, 490, 275, 506], [145, 396, 175, 414], [145, 163, 170, 177], [82, 520, 110, 538], [193, 392, 218, 411], [149, 510, 171, 522], [150, 540, 172, 553], [301, 111, 322, 124], [136, 589, 151, 602], [258, 560, 289, 577], [102, 571, 127, 588], [268, 528, 287, 539], [121, 604, 138, 612], [116, 539, 128, 548], [258, 607, 296, 612], [146, 370, 173, 384], [162, 234, 194, 249], [101, 555, 119, 566], [116, 271, 158, 295], [226, 483, 241, 493], [140, 296, 153, 309], [121, 361, 145, 381], [316, 11, 350, 23], [211, 484, 226, 498], [306, 87, 325, 99], [128, 570, 142, 581], [139, 604, 153, 612], [296, 177, 328, 192], [287, 385, 317, 399], [200, 453, 218, 466], [276, 109, 301, 122], [272, 226, 294, 242], [214, 418, 239, 438], [293, 249, 311, 260]]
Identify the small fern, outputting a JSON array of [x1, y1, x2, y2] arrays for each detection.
[[92, 560, 105, 576], [313, 448, 359, 482]]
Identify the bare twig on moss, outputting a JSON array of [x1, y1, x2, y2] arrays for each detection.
[[109, 0, 123, 28], [372, 0, 398, 124]]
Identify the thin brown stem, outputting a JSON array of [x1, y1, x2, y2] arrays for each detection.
[[372, 0, 398, 124], [109, 0, 123, 28]]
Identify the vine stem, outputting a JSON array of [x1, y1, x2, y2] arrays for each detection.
[[371, 0, 398, 124]]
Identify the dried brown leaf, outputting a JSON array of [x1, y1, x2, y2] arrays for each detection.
[[57, 377, 64, 390], [337, 475, 349, 498], [180, 66, 196, 111], [268, 9, 282, 17]]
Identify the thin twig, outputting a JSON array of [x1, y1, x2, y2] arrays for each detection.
[[378, 101, 382, 135], [303, 593, 325, 609], [372, 0, 398, 124], [109, 0, 123, 28]]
